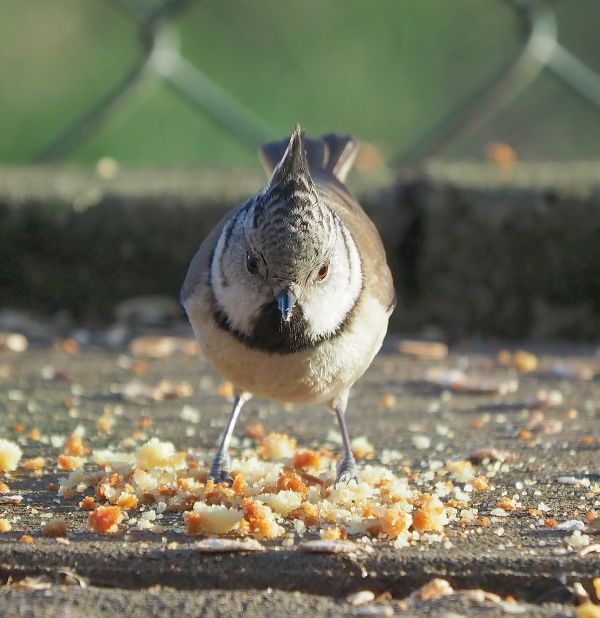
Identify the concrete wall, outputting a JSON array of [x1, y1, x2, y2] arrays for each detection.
[[1, 163, 599, 338]]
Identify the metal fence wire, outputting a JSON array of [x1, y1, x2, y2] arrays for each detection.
[[32, 0, 600, 166]]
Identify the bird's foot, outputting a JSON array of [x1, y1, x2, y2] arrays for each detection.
[[335, 457, 359, 486], [208, 457, 233, 485]]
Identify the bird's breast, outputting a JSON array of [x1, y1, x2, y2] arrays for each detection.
[[185, 291, 390, 404]]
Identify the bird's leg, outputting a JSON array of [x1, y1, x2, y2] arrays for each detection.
[[209, 392, 250, 484], [333, 391, 359, 485]]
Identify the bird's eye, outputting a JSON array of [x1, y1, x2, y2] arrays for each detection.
[[316, 262, 329, 281], [246, 253, 259, 275]]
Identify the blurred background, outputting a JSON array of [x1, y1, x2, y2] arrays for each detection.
[[2, 0, 600, 168], [2, 0, 600, 339]]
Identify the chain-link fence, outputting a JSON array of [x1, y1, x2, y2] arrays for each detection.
[[4, 0, 600, 166]]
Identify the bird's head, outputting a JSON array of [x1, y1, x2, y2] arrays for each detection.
[[210, 126, 362, 352]]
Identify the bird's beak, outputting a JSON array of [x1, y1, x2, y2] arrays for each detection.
[[276, 289, 296, 322]]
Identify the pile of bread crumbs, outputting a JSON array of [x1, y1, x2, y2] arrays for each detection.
[[52, 431, 496, 546]]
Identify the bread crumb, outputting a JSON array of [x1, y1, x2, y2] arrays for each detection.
[[513, 350, 538, 373], [80, 496, 96, 510], [259, 433, 297, 460], [351, 436, 375, 459], [135, 438, 185, 470], [57, 454, 84, 471], [412, 495, 447, 533], [241, 498, 285, 539], [42, 518, 67, 538], [320, 526, 346, 541], [380, 505, 412, 539], [0, 438, 22, 472], [22, 457, 45, 471], [184, 503, 243, 535], [0, 518, 11, 533], [63, 432, 89, 457], [244, 422, 264, 440], [293, 450, 323, 470], [218, 381, 235, 399], [260, 490, 302, 516], [88, 506, 123, 534], [20, 534, 34, 544], [379, 394, 396, 409]]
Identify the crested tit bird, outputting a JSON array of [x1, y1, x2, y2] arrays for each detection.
[[181, 125, 395, 484]]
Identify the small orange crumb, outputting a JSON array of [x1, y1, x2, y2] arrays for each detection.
[[412, 495, 446, 533], [117, 492, 139, 510], [289, 502, 320, 527], [13, 423, 25, 434], [276, 469, 309, 499], [585, 511, 598, 522], [518, 429, 533, 442], [496, 350, 512, 366], [142, 493, 156, 505], [88, 506, 123, 534], [244, 422, 265, 440], [61, 338, 79, 354], [97, 415, 114, 434], [63, 432, 89, 456], [505, 595, 517, 604], [218, 381, 235, 399], [473, 517, 491, 527], [580, 436, 595, 447], [379, 393, 396, 409], [131, 360, 147, 376], [259, 432, 297, 460], [320, 526, 346, 541], [139, 417, 152, 429], [42, 518, 67, 538], [471, 477, 489, 491], [0, 482, 10, 495], [528, 508, 542, 518], [27, 428, 42, 441], [61, 488, 77, 500], [544, 518, 557, 529], [0, 518, 11, 533], [158, 486, 177, 498], [184, 511, 206, 535], [80, 496, 96, 510], [446, 499, 468, 510], [20, 534, 34, 544], [293, 450, 323, 470], [470, 419, 486, 430], [512, 350, 537, 374], [232, 473, 248, 496], [22, 457, 45, 471], [496, 496, 516, 512], [241, 498, 281, 539], [57, 454, 84, 471], [380, 505, 411, 539]]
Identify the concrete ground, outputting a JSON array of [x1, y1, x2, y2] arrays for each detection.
[[1, 323, 599, 616]]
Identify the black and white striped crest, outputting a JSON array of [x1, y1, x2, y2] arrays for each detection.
[[248, 125, 336, 280], [268, 125, 314, 193]]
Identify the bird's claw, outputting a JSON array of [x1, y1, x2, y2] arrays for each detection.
[[208, 459, 233, 485], [335, 458, 359, 487]]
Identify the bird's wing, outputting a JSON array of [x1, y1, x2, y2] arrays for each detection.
[[180, 208, 237, 306], [318, 178, 396, 316]]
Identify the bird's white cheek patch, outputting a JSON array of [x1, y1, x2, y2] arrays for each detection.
[[210, 225, 263, 337], [302, 236, 362, 339]]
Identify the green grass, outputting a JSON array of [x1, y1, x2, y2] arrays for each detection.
[[1, 0, 599, 166]]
